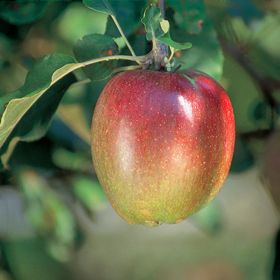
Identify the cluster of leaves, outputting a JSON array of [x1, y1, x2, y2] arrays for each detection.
[[0, 0, 280, 278]]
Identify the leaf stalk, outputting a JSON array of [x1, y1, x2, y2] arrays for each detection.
[[111, 15, 138, 60]]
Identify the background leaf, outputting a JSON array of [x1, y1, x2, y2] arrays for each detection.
[[141, 5, 192, 52], [168, 0, 224, 80], [82, 0, 114, 15], [0, 1, 49, 25], [222, 54, 271, 133], [73, 34, 119, 81], [105, 0, 146, 38]]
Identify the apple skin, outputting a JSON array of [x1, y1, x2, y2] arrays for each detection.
[[91, 70, 235, 225]]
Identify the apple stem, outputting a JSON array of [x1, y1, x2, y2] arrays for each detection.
[[158, 0, 165, 17], [151, 0, 169, 70]]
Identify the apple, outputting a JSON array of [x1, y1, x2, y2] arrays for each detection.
[[91, 70, 235, 225]]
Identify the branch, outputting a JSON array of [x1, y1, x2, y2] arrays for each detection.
[[240, 129, 272, 140], [150, 0, 168, 69], [158, 0, 165, 18]]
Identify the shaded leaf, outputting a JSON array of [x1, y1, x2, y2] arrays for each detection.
[[58, 104, 90, 145], [105, 0, 146, 38], [8, 138, 56, 171], [83, 0, 114, 15], [0, 54, 78, 168], [222, 54, 271, 133], [73, 34, 119, 81], [230, 137, 254, 173], [0, 1, 49, 25], [248, 15, 280, 80], [168, 0, 205, 34], [272, 227, 280, 280], [2, 238, 69, 280], [169, 0, 223, 80]]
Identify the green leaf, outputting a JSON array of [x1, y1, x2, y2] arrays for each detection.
[[219, 15, 280, 80], [18, 168, 76, 262], [73, 176, 106, 211], [248, 15, 280, 80], [158, 33, 192, 51], [8, 139, 57, 171], [52, 148, 91, 172], [82, 0, 114, 15], [0, 54, 78, 168], [105, 0, 146, 38], [3, 239, 70, 280], [141, 5, 166, 41], [58, 104, 91, 145], [73, 34, 119, 81], [55, 3, 107, 44], [169, 0, 223, 80], [141, 5, 192, 51], [168, 0, 205, 34], [222, 54, 271, 133], [191, 200, 223, 234], [0, 1, 49, 25]]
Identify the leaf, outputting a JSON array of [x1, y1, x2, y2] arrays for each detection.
[[191, 200, 223, 234], [220, 17, 251, 45], [52, 147, 91, 172], [105, 0, 146, 38], [8, 138, 57, 170], [220, 14, 280, 80], [58, 104, 90, 145], [141, 5, 192, 51], [222, 54, 271, 133], [73, 176, 106, 211], [0, 54, 78, 168], [0, 1, 49, 25], [158, 33, 192, 51], [83, 0, 114, 15], [55, 3, 107, 44], [18, 168, 76, 262], [3, 238, 70, 280], [230, 137, 254, 173], [73, 34, 119, 81], [227, 0, 263, 23], [141, 5, 166, 41], [168, 0, 205, 34], [169, 0, 223, 80], [248, 15, 280, 80], [272, 227, 280, 280]]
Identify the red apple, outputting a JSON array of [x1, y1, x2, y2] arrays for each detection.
[[91, 70, 235, 225]]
